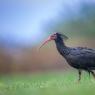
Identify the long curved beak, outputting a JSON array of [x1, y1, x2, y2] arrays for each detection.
[[39, 36, 52, 49]]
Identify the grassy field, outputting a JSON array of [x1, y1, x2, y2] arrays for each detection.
[[0, 71, 95, 95]]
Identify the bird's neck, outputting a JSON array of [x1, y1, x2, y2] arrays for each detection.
[[55, 38, 69, 57]]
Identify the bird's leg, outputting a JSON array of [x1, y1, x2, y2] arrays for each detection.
[[90, 71, 95, 79], [87, 70, 90, 79], [88, 72, 91, 79], [78, 69, 82, 82]]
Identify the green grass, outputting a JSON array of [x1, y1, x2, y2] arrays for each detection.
[[0, 71, 95, 95]]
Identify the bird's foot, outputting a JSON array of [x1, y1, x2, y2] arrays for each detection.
[[74, 79, 81, 84], [77, 80, 81, 84]]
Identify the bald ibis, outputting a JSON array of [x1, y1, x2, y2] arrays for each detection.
[[40, 33, 95, 81]]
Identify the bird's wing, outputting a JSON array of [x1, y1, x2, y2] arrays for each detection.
[[68, 47, 95, 69], [70, 47, 95, 57]]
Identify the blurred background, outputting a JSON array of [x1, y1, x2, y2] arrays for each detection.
[[0, 0, 95, 74]]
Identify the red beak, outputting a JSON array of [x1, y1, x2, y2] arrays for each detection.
[[39, 36, 52, 49]]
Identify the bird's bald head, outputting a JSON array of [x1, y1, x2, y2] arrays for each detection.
[[39, 32, 68, 49]]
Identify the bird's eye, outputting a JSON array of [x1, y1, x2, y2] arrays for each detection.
[[52, 35, 56, 37]]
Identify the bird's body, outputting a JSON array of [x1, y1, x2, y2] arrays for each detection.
[[40, 32, 95, 81], [55, 38, 95, 70], [67, 47, 95, 70]]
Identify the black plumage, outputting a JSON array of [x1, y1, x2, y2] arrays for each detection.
[[40, 32, 95, 81]]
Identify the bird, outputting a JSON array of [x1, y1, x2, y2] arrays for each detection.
[[40, 32, 95, 82]]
